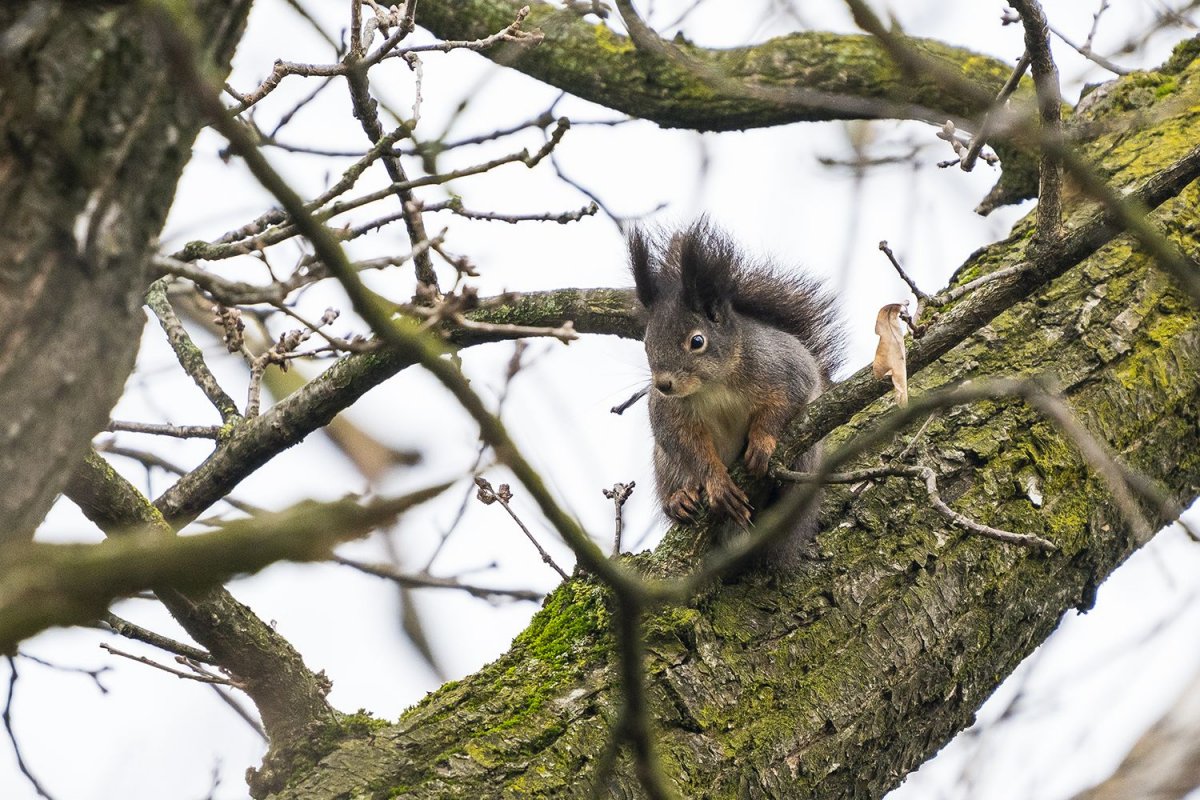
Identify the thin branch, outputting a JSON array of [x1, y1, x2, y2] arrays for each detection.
[[450, 314, 578, 344], [2, 658, 55, 800], [99, 643, 235, 686], [333, 556, 543, 602], [778, 464, 1057, 551], [610, 594, 679, 800], [96, 444, 262, 516], [878, 240, 930, 303], [207, 684, 267, 741], [929, 263, 1033, 306], [604, 482, 636, 556], [1008, 0, 1065, 247], [15, 653, 110, 692], [440, 200, 599, 225], [474, 477, 570, 581], [106, 420, 222, 439], [5, 481, 452, 650], [342, 60, 439, 291], [1045, 0, 1130, 78], [145, 278, 241, 421], [961, 52, 1030, 172], [176, 119, 568, 265], [98, 613, 214, 664]]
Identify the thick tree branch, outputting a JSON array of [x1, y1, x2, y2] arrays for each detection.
[[415, 1, 1027, 131]]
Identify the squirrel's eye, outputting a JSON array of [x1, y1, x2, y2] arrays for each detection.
[[689, 334, 706, 351]]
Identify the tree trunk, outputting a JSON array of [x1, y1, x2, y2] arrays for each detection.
[[264, 38, 1200, 800], [0, 1, 252, 540]]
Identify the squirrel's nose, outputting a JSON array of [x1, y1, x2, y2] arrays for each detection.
[[654, 377, 674, 395]]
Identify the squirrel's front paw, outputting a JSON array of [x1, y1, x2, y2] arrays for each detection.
[[705, 475, 753, 527], [664, 486, 703, 523], [743, 434, 778, 477]]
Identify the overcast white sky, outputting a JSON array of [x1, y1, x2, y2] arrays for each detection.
[[7, 2, 1200, 798]]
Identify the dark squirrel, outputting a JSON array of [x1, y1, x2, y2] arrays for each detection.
[[630, 219, 844, 565]]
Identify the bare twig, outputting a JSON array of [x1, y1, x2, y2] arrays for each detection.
[[878, 240, 930, 305], [961, 52, 1030, 172], [930, 263, 1033, 306], [96, 444, 262, 516], [16, 652, 110, 693], [207, 684, 267, 741], [98, 613, 214, 664], [99, 643, 237, 686], [333, 556, 543, 602], [106, 420, 222, 439], [778, 464, 1057, 550], [1046, 0, 1130, 77], [2, 658, 55, 800], [475, 477, 570, 581], [441, 200, 599, 225], [604, 482, 636, 556], [451, 315, 578, 344], [611, 388, 648, 416]]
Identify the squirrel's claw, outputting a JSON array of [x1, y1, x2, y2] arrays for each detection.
[[665, 486, 702, 523], [705, 476, 753, 528], [743, 435, 777, 477]]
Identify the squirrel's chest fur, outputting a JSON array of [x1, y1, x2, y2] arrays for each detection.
[[681, 382, 751, 465]]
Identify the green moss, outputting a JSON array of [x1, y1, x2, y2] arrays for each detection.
[[1155, 75, 1180, 98], [512, 579, 608, 664], [1160, 34, 1200, 75]]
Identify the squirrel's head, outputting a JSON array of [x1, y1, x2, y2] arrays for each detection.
[[629, 220, 742, 398]]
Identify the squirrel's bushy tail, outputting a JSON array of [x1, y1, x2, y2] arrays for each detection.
[[636, 217, 846, 381]]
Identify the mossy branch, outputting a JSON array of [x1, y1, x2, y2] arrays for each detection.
[[415, 1, 1029, 131], [0, 482, 449, 654]]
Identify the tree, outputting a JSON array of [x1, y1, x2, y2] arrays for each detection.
[[2, 1, 1199, 798]]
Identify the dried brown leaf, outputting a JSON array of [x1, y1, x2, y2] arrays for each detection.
[[873, 302, 909, 406]]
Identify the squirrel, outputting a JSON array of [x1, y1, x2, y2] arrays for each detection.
[[630, 219, 844, 565]]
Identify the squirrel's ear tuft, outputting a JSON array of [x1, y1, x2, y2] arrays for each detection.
[[679, 217, 735, 321], [629, 227, 658, 307]]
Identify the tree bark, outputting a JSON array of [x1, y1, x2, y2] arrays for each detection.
[[264, 39, 1200, 800], [0, 1, 253, 540]]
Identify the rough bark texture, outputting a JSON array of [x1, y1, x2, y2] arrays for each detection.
[[0, 2, 252, 540], [265, 41, 1200, 800]]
